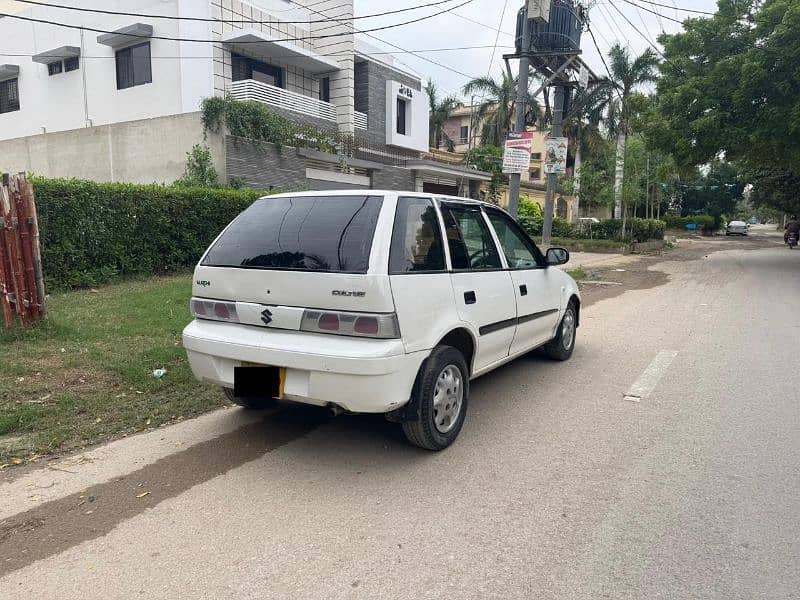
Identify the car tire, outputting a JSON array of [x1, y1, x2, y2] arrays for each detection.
[[223, 387, 276, 409], [402, 346, 469, 451], [543, 302, 577, 361]]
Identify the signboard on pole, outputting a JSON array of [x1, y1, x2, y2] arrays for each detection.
[[544, 137, 568, 174], [579, 63, 590, 89], [527, 0, 551, 23], [502, 132, 534, 174]]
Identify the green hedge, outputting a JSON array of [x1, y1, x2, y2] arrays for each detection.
[[33, 178, 267, 288], [661, 215, 716, 230]]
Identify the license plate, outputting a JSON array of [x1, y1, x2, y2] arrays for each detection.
[[234, 363, 285, 399]]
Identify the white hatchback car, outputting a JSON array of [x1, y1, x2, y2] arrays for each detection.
[[183, 191, 581, 450]]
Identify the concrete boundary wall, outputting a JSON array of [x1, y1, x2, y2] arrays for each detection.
[[0, 112, 221, 185]]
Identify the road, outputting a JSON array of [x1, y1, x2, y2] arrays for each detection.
[[2, 226, 799, 599]]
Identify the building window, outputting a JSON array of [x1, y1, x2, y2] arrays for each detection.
[[232, 53, 283, 88], [0, 78, 20, 114], [48, 61, 63, 76], [459, 125, 469, 145], [116, 42, 152, 90], [319, 77, 330, 102], [531, 152, 542, 160], [531, 167, 541, 180], [396, 97, 407, 135], [64, 56, 80, 72]]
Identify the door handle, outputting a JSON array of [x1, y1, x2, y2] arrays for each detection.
[[464, 291, 477, 305], [520, 284, 528, 296]]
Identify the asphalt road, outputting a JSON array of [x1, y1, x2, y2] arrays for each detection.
[[2, 226, 799, 599]]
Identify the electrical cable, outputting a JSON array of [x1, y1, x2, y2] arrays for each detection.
[[0, 0, 476, 45], [9, 0, 467, 26], [608, 2, 667, 58], [289, 0, 481, 83]]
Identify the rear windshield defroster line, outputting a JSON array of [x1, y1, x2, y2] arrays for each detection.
[[202, 195, 383, 274]]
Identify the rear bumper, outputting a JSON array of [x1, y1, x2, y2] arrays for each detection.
[[182, 320, 426, 413]]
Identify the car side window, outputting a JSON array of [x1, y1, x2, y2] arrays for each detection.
[[485, 208, 545, 269], [389, 197, 446, 273], [440, 204, 502, 270]]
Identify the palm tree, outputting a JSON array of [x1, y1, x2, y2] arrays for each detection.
[[605, 44, 659, 222], [462, 71, 543, 147], [424, 79, 460, 151], [562, 85, 614, 220]]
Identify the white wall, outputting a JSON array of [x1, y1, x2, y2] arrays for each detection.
[[385, 80, 429, 153], [0, 0, 213, 141]]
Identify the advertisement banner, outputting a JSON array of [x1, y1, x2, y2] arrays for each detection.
[[502, 132, 534, 174], [544, 137, 568, 174]]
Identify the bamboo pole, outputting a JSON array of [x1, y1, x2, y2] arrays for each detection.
[[21, 175, 46, 319], [0, 180, 14, 328], [14, 175, 39, 321]]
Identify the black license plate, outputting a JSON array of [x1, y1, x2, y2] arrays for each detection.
[[233, 365, 283, 398]]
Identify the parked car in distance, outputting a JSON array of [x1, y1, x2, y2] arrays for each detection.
[[726, 220, 749, 236], [183, 191, 581, 450], [579, 217, 600, 225]]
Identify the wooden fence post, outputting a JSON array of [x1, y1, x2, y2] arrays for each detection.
[[0, 178, 14, 328]]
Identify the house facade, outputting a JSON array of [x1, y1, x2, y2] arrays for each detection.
[[0, 0, 488, 195]]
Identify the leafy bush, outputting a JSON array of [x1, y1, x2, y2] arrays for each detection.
[[32, 177, 269, 288], [552, 218, 578, 238], [517, 197, 543, 236], [175, 144, 221, 188], [661, 214, 716, 231], [629, 218, 666, 242], [202, 96, 351, 155]]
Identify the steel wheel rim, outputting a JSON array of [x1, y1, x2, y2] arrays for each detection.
[[562, 310, 576, 350], [432, 364, 463, 434]]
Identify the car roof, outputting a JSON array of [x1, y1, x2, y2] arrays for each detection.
[[262, 189, 501, 210], [730, 220, 747, 225]]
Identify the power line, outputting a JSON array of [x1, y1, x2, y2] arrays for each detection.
[[0, 44, 515, 61], [608, 2, 667, 58], [289, 0, 481, 85], [9, 0, 465, 26], [617, 0, 683, 25], [627, 0, 714, 16], [487, 0, 510, 73], [586, 24, 623, 104], [0, 0, 476, 45], [451, 9, 515, 38]]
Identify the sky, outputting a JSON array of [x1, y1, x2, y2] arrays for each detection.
[[354, 0, 721, 99]]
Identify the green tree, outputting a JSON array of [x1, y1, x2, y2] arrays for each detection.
[[652, 0, 800, 212], [462, 72, 542, 147], [464, 145, 504, 203], [603, 44, 659, 223], [424, 79, 460, 151]]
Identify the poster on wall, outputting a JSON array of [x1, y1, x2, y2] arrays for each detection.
[[544, 137, 568, 174], [501, 132, 534, 174]]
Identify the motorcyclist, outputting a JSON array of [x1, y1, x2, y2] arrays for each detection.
[[785, 215, 800, 243]]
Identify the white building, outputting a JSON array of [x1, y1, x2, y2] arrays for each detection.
[[0, 0, 488, 193]]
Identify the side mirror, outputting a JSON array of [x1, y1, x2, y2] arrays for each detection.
[[546, 247, 570, 266]]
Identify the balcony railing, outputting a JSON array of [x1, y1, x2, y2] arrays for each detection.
[[354, 111, 367, 130], [227, 79, 337, 123]]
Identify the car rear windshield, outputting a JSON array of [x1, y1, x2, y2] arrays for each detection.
[[202, 195, 383, 273]]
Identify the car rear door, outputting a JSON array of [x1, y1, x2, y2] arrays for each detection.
[[439, 202, 516, 372], [484, 207, 562, 355]]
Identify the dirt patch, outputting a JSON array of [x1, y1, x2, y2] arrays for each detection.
[[577, 231, 779, 307]]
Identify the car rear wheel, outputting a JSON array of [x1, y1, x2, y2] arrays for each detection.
[[402, 346, 469, 451], [543, 303, 577, 361], [223, 387, 276, 409]]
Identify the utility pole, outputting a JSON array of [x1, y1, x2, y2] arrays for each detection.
[[542, 85, 564, 246], [507, 7, 531, 218]]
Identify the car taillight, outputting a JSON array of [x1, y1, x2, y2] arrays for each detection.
[[190, 298, 239, 323], [300, 310, 399, 339]]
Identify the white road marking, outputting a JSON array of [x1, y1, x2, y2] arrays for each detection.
[[624, 350, 679, 402]]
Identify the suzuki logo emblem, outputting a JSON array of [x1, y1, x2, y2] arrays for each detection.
[[261, 308, 273, 326]]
